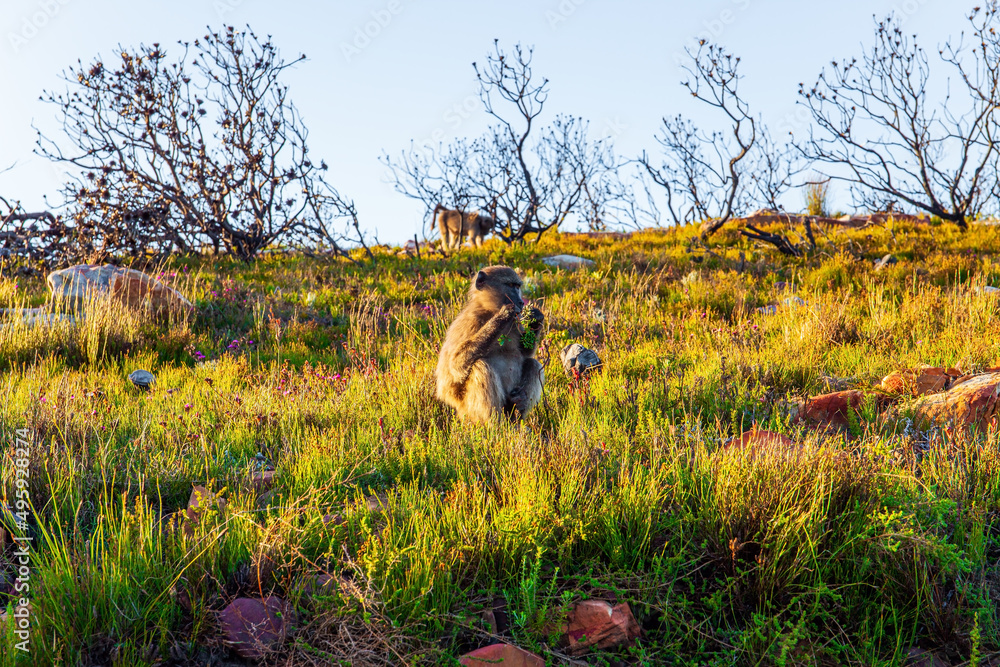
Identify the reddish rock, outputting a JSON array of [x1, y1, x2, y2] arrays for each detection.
[[905, 647, 950, 667], [725, 429, 795, 452], [109, 269, 194, 313], [562, 599, 641, 656], [300, 573, 337, 597], [482, 596, 510, 636], [913, 371, 1000, 431], [171, 486, 227, 537], [187, 485, 226, 521], [219, 596, 294, 658], [459, 643, 544, 667], [797, 390, 864, 427], [47, 264, 193, 314], [881, 366, 956, 397], [250, 470, 275, 492], [321, 513, 345, 526]]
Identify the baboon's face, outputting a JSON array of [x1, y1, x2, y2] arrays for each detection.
[[477, 213, 496, 233], [473, 266, 525, 312]]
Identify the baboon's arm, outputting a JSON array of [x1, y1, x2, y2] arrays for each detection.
[[453, 306, 517, 383]]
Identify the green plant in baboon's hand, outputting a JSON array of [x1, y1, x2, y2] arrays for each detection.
[[520, 308, 538, 350]]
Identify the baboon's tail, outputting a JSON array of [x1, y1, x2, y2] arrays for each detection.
[[431, 203, 445, 231]]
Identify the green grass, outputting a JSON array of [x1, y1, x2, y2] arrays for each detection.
[[1, 220, 999, 665]]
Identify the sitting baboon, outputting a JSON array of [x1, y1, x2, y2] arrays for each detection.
[[433, 204, 496, 250], [435, 265, 545, 422]]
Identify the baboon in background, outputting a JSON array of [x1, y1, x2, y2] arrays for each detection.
[[435, 266, 545, 423], [433, 204, 496, 250]]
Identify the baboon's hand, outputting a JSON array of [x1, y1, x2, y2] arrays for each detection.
[[498, 304, 519, 321], [527, 307, 545, 330], [508, 386, 529, 415]]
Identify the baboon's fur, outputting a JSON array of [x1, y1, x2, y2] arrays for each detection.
[[433, 205, 495, 250], [435, 266, 545, 422]]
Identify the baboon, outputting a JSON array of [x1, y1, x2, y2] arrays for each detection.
[[435, 265, 545, 423], [433, 204, 496, 250]]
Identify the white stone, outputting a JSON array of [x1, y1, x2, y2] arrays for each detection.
[[541, 255, 595, 271]]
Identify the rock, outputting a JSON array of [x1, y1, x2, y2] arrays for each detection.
[[459, 643, 544, 667], [797, 390, 864, 427], [881, 366, 958, 397], [219, 596, 294, 658], [249, 469, 275, 493], [187, 485, 226, 521], [169, 485, 227, 538], [873, 254, 898, 271], [905, 647, 950, 667], [755, 296, 806, 315], [912, 371, 1000, 431], [47, 264, 194, 314], [783, 296, 806, 308], [819, 374, 854, 392], [128, 369, 156, 391], [560, 343, 602, 377], [541, 254, 595, 271], [974, 285, 1000, 295], [561, 599, 641, 656], [0, 308, 76, 328], [681, 270, 701, 286], [299, 573, 338, 597], [321, 513, 345, 526], [483, 596, 510, 635], [0, 502, 19, 532], [725, 429, 795, 452]]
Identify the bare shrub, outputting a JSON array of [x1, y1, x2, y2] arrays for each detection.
[[36, 26, 368, 262]]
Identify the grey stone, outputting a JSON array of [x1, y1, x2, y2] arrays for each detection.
[[560, 343, 601, 377], [541, 255, 595, 271], [128, 369, 156, 390], [47, 264, 193, 313], [873, 254, 898, 271], [219, 596, 294, 658]]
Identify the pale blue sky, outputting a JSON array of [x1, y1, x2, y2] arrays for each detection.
[[0, 0, 968, 243]]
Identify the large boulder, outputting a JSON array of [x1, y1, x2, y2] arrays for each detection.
[[541, 254, 595, 271], [560, 343, 601, 377], [561, 599, 641, 656], [912, 371, 1000, 431], [460, 643, 544, 667], [47, 264, 193, 314], [219, 596, 295, 658]]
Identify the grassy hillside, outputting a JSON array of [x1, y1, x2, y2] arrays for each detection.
[[1, 220, 999, 666]]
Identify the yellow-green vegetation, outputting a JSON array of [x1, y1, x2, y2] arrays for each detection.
[[1, 221, 1000, 666]]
